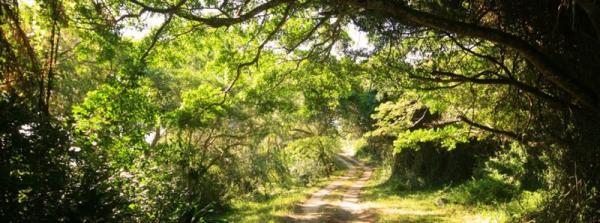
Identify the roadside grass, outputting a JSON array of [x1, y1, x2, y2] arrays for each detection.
[[216, 183, 324, 222], [215, 154, 539, 223], [362, 168, 511, 223], [216, 157, 351, 222]]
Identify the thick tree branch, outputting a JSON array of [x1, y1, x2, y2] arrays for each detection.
[[345, 0, 598, 110], [129, 0, 188, 14], [130, 0, 292, 28], [432, 70, 570, 108]]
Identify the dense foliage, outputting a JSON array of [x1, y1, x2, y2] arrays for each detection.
[[2, 0, 600, 222]]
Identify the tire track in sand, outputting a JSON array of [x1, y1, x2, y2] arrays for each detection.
[[287, 155, 375, 222]]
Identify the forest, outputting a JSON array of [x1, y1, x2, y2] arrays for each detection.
[[1, 0, 600, 222]]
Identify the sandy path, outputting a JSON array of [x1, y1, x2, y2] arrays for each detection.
[[287, 155, 375, 222]]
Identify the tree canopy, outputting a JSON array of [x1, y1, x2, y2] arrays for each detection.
[[2, 0, 600, 222]]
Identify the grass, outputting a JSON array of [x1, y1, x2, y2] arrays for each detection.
[[361, 168, 511, 223], [216, 148, 541, 223], [216, 184, 322, 222], [216, 164, 349, 222]]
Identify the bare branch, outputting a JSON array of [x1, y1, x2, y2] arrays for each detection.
[[410, 69, 571, 108], [285, 14, 331, 52], [459, 115, 523, 142], [223, 2, 293, 94], [447, 35, 513, 78], [140, 14, 174, 62]]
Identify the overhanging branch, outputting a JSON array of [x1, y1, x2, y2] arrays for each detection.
[[459, 115, 523, 142], [345, 0, 598, 110], [130, 0, 292, 28]]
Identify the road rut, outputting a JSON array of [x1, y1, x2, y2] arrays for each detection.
[[287, 155, 375, 223]]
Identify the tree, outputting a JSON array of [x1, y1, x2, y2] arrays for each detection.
[[122, 0, 600, 220], [3, 0, 600, 221]]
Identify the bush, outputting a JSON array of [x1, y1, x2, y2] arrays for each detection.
[[389, 140, 497, 189], [450, 142, 545, 206], [286, 136, 340, 183], [450, 176, 519, 205], [354, 136, 394, 164]]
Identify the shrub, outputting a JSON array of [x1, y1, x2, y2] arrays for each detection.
[[450, 176, 519, 205]]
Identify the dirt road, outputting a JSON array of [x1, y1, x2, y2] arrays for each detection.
[[287, 154, 375, 223]]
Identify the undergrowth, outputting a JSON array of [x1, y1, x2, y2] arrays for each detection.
[[214, 158, 350, 222]]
